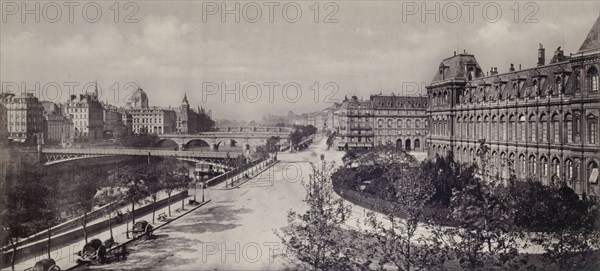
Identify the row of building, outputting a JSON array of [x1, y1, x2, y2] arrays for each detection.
[[426, 17, 600, 195], [0, 87, 213, 146]]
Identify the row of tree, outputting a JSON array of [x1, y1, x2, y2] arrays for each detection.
[[280, 144, 600, 270], [0, 158, 191, 270]]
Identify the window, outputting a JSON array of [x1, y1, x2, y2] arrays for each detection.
[[589, 115, 598, 144], [520, 155, 526, 178], [416, 119, 421, 128], [529, 115, 536, 142], [552, 114, 560, 144], [378, 119, 384, 128], [565, 114, 573, 143], [407, 119, 412, 128], [540, 114, 547, 142], [519, 115, 526, 141], [541, 157, 548, 177], [552, 158, 560, 177], [588, 161, 598, 184], [529, 155, 536, 175], [575, 71, 581, 92], [508, 115, 515, 141], [484, 116, 489, 139], [397, 119, 402, 128], [566, 160, 573, 180], [588, 66, 599, 92]]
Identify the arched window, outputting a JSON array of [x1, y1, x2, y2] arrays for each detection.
[[588, 114, 598, 144], [407, 119, 412, 128], [541, 156, 548, 177], [519, 115, 526, 141], [415, 119, 421, 128], [397, 119, 403, 128], [470, 116, 475, 139], [456, 118, 461, 137], [378, 119, 384, 128], [529, 115, 537, 142], [519, 154, 527, 178], [565, 113, 573, 143], [552, 113, 560, 144], [500, 115, 506, 141], [484, 116, 489, 139], [566, 159, 573, 180], [575, 71, 581, 92], [491, 115, 497, 141], [476, 116, 482, 139], [552, 157, 561, 178], [587, 161, 598, 184], [387, 118, 393, 128], [539, 114, 548, 142], [588, 66, 599, 92], [508, 115, 515, 141], [529, 155, 537, 175]]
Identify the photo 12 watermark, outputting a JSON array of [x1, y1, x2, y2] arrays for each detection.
[[201, 81, 340, 104], [201, 1, 339, 23], [401, 1, 539, 23], [1, 1, 140, 23]]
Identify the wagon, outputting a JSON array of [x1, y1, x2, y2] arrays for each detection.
[[25, 258, 61, 271], [132, 220, 153, 238], [76, 238, 107, 264]]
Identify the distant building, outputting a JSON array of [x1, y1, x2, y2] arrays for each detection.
[[0, 103, 7, 146], [426, 16, 600, 194], [126, 88, 177, 134], [335, 96, 374, 150], [42, 102, 74, 145], [65, 87, 104, 143], [371, 94, 428, 151], [1, 92, 46, 144], [103, 104, 128, 139]]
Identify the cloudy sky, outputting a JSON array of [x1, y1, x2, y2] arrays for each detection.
[[1, 1, 599, 120]]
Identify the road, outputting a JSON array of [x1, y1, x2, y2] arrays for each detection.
[[81, 136, 462, 270], [84, 135, 340, 270]]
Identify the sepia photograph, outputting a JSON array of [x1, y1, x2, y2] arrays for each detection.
[[1, 0, 599, 270]]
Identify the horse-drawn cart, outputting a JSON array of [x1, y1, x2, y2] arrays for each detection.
[[131, 220, 153, 238], [76, 239, 107, 264], [25, 258, 61, 271]]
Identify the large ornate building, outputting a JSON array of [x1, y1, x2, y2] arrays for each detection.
[[335, 96, 374, 150], [176, 94, 214, 133], [42, 102, 74, 145], [426, 16, 600, 195]]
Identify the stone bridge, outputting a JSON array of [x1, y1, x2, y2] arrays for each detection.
[[159, 126, 292, 151]]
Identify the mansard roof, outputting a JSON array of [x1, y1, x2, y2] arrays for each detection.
[[578, 15, 600, 54], [370, 94, 428, 109], [431, 54, 483, 84]]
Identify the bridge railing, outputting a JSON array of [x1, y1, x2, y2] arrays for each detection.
[[42, 148, 243, 159]]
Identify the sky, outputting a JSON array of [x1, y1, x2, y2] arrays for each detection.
[[1, 0, 599, 120]]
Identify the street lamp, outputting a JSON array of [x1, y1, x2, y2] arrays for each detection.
[[202, 180, 207, 202]]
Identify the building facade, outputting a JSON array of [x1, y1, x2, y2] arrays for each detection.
[[426, 16, 600, 195], [42, 102, 74, 145], [1, 92, 46, 144], [0, 103, 7, 146], [65, 91, 104, 143], [103, 104, 128, 139], [335, 96, 374, 150], [126, 88, 176, 134], [371, 94, 428, 151]]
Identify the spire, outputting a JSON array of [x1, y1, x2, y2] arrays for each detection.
[[182, 93, 189, 106], [94, 81, 99, 98]]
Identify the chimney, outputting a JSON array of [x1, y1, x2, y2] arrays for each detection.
[[519, 64, 522, 70], [509, 63, 515, 72], [454, 51, 456, 56], [490, 67, 498, 75], [537, 43, 545, 66], [552, 46, 565, 63]]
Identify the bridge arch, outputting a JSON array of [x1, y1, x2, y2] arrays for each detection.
[[184, 139, 210, 149], [154, 138, 179, 149]]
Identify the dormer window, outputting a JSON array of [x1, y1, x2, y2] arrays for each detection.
[[588, 66, 598, 92]]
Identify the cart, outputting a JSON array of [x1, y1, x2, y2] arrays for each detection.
[[25, 258, 61, 271], [76, 238, 107, 264], [131, 220, 153, 238]]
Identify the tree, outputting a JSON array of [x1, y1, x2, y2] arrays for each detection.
[[157, 159, 191, 216], [363, 166, 450, 271], [277, 162, 355, 270], [94, 186, 124, 241], [140, 164, 161, 224], [0, 167, 55, 270], [109, 165, 149, 226], [64, 171, 98, 244], [289, 129, 303, 149], [420, 152, 478, 207]]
